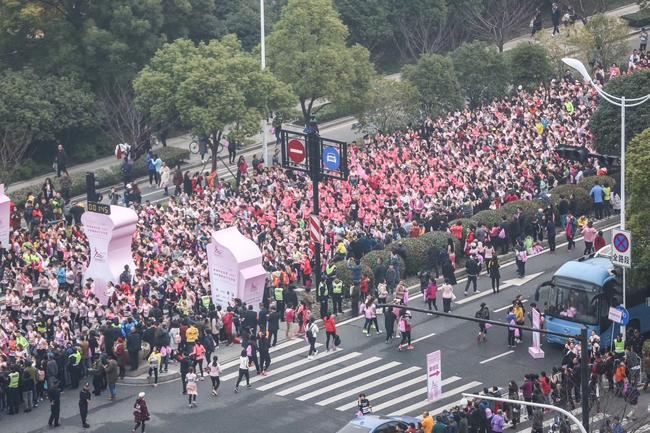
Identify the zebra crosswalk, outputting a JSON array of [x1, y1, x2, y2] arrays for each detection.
[[212, 340, 484, 417]]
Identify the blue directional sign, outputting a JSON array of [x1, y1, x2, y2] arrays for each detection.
[[323, 146, 341, 171], [616, 305, 630, 326]]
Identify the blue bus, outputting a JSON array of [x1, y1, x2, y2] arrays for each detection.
[[535, 255, 650, 348]]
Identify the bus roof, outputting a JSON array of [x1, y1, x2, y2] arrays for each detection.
[[554, 260, 614, 287]]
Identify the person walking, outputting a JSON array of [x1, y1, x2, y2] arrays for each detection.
[[362, 298, 381, 336], [514, 241, 527, 278], [325, 314, 338, 351], [531, 8, 543, 36], [54, 144, 69, 177], [384, 306, 397, 344], [234, 349, 251, 393], [207, 355, 221, 396], [147, 347, 162, 387], [105, 356, 119, 400], [267, 306, 280, 346], [258, 331, 272, 375], [565, 212, 577, 251], [441, 279, 455, 313], [186, 367, 198, 407], [476, 303, 490, 343], [306, 317, 319, 359], [79, 382, 91, 428], [582, 221, 597, 256], [425, 277, 438, 312], [398, 310, 413, 351], [487, 256, 501, 293], [132, 392, 150, 433], [159, 162, 171, 196], [464, 254, 480, 296], [551, 2, 562, 36], [547, 218, 557, 252], [47, 380, 61, 428]]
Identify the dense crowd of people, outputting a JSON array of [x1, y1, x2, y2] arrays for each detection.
[[1, 49, 649, 429]]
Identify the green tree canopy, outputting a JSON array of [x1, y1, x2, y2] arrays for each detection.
[[627, 128, 650, 288], [402, 53, 464, 118], [356, 78, 419, 134], [451, 40, 510, 108], [134, 36, 294, 171], [266, 0, 375, 124], [569, 14, 630, 70], [0, 69, 94, 177], [508, 42, 552, 90], [590, 71, 650, 155]]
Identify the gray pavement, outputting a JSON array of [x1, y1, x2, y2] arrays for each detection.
[[3, 223, 647, 433]]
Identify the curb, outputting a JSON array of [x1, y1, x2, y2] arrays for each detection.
[[121, 370, 180, 385]]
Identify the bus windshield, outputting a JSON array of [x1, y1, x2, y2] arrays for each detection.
[[545, 280, 599, 325]]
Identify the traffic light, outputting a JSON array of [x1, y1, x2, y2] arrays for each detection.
[[85, 172, 103, 202], [555, 145, 589, 162]]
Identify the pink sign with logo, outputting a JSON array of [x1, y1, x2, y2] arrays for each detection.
[[81, 205, 137, 304], [0, 184, 10, 249], [206, 227, 267, 310]]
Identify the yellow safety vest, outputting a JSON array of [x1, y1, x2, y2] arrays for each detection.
[[8, 371, 20, 388], [614, 339, 625, 354], [274, 287, 284, 301], [201, 296, 211, 309], [326, 265, 337, 276], [333, 281, 343, 294], [70, 351, 81, 366]]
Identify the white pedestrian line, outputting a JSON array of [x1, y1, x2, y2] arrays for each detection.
[[389, 381, 483, 416], [220, 343, 324, 381], [313, 366, 420, 405], [454, 290, 497, 305], [411, 332, 436, 344], [335, 375, 437, 411], [275, 355, 381, 396], [372, 377, 466, 413], [479, 350, 514, 364], [247, 345, 338, 384], [257, 352, 362, 391], [219, 338, 303, 371], [494, 299, 527, 313]]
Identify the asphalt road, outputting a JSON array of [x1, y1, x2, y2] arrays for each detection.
[[4, 224, 638, 433]]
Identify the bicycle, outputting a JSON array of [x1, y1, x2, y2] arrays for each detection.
[[188, 139, 224, 156]]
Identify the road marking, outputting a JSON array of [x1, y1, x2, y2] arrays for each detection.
[[411, 332, 436, 344], [372, 377, 466, 413], [312, 366, 420, 405], [454, 290, 498, 305], [479, 350, 514, 364], [221, 343, 324, 381], [335, 375, 432, 411], [389, 381, 483, 416], [275, 356, 381, 396], [256, 352, 361, 391], [219, 340, 313, 372], [494, 299, 527, 313]]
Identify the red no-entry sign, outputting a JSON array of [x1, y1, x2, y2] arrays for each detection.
[[288, 139, 306, 164]]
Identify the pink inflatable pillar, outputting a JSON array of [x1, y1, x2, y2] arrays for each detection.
[[81, 205, 137, 304], [0, 184, 10, 249]]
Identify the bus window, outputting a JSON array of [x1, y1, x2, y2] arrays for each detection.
[[535, 281, 552, 313], [548, 284, 599, 324]]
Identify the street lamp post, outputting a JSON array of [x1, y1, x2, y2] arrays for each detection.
[[260, 0, 268, 165], [562, 57, 650, 341]]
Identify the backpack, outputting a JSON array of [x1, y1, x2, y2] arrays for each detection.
[[498, 228, 506, 239]]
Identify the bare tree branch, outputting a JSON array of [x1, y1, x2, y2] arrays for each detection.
[[95, 83, 151, 149]]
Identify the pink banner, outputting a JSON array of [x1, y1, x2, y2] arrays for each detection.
[[0, 185, 10, 249]]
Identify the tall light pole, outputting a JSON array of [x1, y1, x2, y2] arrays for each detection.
[[260, 0, 269, 165], [562, 57, 650, 341]]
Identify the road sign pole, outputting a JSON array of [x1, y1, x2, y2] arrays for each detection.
[[307, 125, 321, 293], [620, 97, 627, 342]]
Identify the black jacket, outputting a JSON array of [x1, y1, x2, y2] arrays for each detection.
[[267, 311, 280, 331], [127, 331, 142, 353]]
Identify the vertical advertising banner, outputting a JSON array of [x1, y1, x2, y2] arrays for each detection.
[[81, 205, 137, 304], [528, 308, 545, 359], [206, 241, 239, 308], [0, 184, 10, 249], [427, 350, 442, 401]]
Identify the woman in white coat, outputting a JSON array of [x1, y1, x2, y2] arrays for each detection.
[[159, 162, 171, 195]]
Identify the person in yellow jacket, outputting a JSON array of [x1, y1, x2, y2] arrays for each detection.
[[186, 324, 199, 345], [147, 347, 162, 386]]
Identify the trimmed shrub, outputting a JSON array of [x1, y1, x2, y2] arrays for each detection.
[[449, 218, 475, 237], [578, 175, 617, 193], [398, 236, 432, 275], [501, 200, 545, 220], [335, 260, 375, 291], [361, 249, 406, 281], [550, 184, 592, 216], [471, 209, 506, 228]]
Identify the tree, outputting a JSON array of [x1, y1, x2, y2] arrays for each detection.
[[389, 0, 448, 59], [459, 0, 536, 52], [402, 53, 464, 118], [0, 69, 94, 178], [508, 42, 552, 89], [356, 78, 419, 134], [334, 0, 394, 58], [451, 40, 510, 108], [569, 14, 630, 70], [627, 128, 650, 294], [535, 31, 573, 78], [590, 71, 650, 155], [266, 0, 375, 125], [134, 36, 294, 171]]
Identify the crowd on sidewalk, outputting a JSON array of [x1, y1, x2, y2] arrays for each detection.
[[1, 50, 649, 429]]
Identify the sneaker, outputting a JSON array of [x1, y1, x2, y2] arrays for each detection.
[[408, 345, 414, 350], [200, 376, 205, 381], [314, 349, 319, 355], [366, 333, 371, 337], [308, 355, 313, 360], [234, 387, 239, 393], [377, 330, 383, 334], [362, 329, 367, 334], [247, 384, 252, 389], [189, 404, 193, 408], [398, 345, 403, 351], [464, 291, 468, 296], [475, 290, 480, 293]]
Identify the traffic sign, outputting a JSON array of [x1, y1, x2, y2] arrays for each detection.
[[608, 306, 623, 324], [611, 229, 631, 268], [287, 139, 306, 164], [616, 305, 630, 326], [322, 146, 340, 171]]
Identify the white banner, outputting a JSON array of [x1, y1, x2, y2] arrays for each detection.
[[427, 350, 442, 401]]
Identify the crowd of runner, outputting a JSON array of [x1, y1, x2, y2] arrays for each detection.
[[0, 52, 648, 427]]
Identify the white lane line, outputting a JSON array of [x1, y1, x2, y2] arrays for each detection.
[[411, 332, 436, 344], [312, 365, 419, 405], [389, 381, 483, 416], [372, 377, 465, 413], [494, 299, 527, 313], [479, 350, 514, 364], [336, 375, 430, 411], [221, 343, 324, 381], [220, 340, 314, 372], [256, 352, 361, 391], [455, 289, 505, 305], [276, 356, 381, 396], [247, 345, 337, 384]]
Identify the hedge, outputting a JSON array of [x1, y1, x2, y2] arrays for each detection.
[[621, 9, 650, 28], [449, 218, 475, 238], [472, 209, 506, 228], [550, 184, 592, 216], [335, 261, 375, 292], [578, 175, 617, 193], [501, 199, 545, 220], [360, 249, 406, 282], [8, 147, 190, 206]]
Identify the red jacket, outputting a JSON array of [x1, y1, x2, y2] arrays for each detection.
[[324, 317, 336, 333]]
